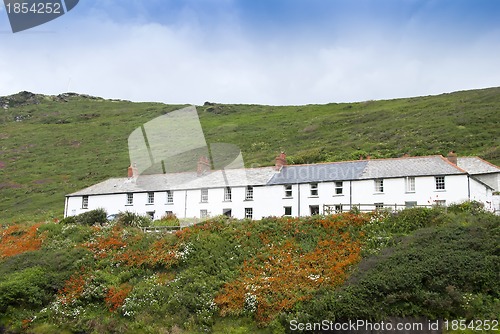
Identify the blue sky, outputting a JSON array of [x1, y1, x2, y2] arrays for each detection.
[[1, 0, 500, 105]]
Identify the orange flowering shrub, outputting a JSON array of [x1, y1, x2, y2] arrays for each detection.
[[82, 226, 126, 259], [215, 214, 367, 324], [0, 223, 46, 258], [105, 284, 133, 312], [81, 225, 183, 269], [57, 269, 89, 305]]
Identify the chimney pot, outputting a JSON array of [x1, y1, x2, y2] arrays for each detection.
[[128, 163, 138, 178], [197, 156, 211, 176], [447, 151, 458, 165], [275, 152, 287, 170]]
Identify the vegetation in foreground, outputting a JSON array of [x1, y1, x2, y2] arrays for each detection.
[[0, 204, 498, 333], [1, 87, 499, 222]]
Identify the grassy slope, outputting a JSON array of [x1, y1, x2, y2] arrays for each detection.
[[0, 88, 499, 222]]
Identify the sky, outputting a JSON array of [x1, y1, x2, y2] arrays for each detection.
[[1, 0, 500, 105]]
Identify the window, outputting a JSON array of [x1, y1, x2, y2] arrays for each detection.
[[82, 196, 88, 209], [200, 209, 208, 218], [405, 201, 417, 208], [435, 176, 445, 190], [335, 181, 343, 195], [165, 211, 173, 216], [374, 179, 384, 193], [223, 208, 232, 217], [224, 187, 232, 201], [335, 204, 343, 213], [201, 188, 208, 202], [310, 183, 318, 197], [434, 200, 446, 207], [375, 202, 384, 210], [245, 208, 253, 219], [146, 211, 155, 220], [310, 205, 320, 215], [166, 190, 173, 203], [147, 192, 154, 204], [285, 185, 293, 198], [406, 177, 415, 192], [126, 193, 133, 205], [284, 206, 292, 216], [245, 186, 253, 200]]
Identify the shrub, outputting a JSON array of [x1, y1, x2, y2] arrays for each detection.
[[59, 216, 76, 225], [290, 216, 500, 324], [0, 266, 51, 313], [116, 211, 151, 228], [448, 200, 485, 214], [62, 209, 107, 226], [152, 213, 180, 227]]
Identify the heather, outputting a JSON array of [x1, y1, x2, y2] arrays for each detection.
[[0, 207, 498, 333]]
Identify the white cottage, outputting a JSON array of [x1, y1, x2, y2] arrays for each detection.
[[64, 152, 500, 220]]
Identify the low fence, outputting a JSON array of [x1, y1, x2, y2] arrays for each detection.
[[323, 204, 437, 214]]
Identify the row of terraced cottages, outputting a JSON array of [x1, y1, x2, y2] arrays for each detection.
[[65, 152, 500, 220]]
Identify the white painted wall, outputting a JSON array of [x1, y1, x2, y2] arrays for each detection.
[[65, 174, 495, 219]]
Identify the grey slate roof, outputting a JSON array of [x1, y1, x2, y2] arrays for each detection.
[[67, 155, 471, 196], [360, 156, 465, 179], [67, 167, 276, 196], [457, 157, 500, 175], [267, 161, 367, 185], [267, 155, 465, 185]]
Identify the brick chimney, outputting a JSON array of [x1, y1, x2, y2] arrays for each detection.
[[197, 156, 211, 176], [127, 163, 138, 178], [447, 151, 458, 165], [275, 152, 287, 171]]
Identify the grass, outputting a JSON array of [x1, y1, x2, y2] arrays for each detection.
[[0, 88, 499, 222]]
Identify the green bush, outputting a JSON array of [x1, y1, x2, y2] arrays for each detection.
[[59, 216, 76, 225], [61, 209, 107, 226], [0, 267, 51, 313], [116, 211, 151, 228], [448, 200, 485, 214], [289, 216, 500, 324], [152, 213, 180, 227]]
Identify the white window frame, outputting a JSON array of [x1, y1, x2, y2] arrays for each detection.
[[245, 186, 254, 200], [245, 208, 253, 219], [335, 181, 343, 195], [147, 192, 154, 204], [435, 176, 445, 190], [434, 199, 446, 207], [166, 190, 173, 204], [126, 193, 133, 205], [375, 202, 384, 210], [200, 209, 208, 218], [374, 179, 384, 193], [284, 206, 292, 216], [224, 187, 232, 201], [82, 195, 89, 209], [405, 201, 417, 208], [310, 205, 320, 215], [310, 183, 318, 197], [201, 188, 208, 203], [335, 204, 343, 213], [285, 185, 293, 198], [406, 177, 415, 193]]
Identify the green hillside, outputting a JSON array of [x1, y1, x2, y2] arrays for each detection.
[[0, 88, 499, 222]]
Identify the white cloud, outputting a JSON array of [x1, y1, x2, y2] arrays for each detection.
[[1, 15, 500, 105]]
